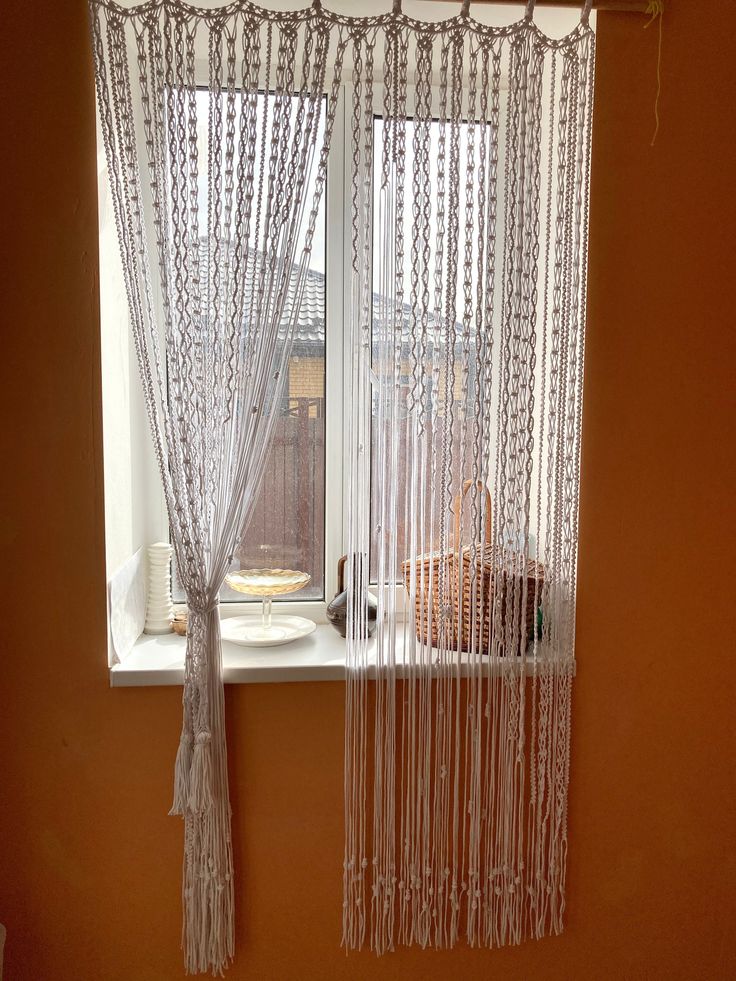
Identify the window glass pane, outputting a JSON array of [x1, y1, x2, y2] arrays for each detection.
[[223, 283, 325, 601], [370, 100, 551, 584], [370, 117, 481, 583], [174, 90, 326, 603]]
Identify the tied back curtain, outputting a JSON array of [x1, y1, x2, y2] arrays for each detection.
[[91, 0, 343, 972], [91, 0, 594, 974]]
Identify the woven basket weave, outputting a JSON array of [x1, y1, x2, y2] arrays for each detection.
[[402, 480, 544, 656]]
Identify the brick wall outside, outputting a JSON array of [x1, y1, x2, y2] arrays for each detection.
[[288, 357, 324, 412]]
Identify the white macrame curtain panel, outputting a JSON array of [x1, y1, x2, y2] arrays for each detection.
[[91, 0, 594, 974]]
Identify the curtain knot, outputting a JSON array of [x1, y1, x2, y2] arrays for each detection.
[[188, 598, 219, 616]]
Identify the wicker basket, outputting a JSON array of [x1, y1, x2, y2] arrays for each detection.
[[402, 480, 544, 656]]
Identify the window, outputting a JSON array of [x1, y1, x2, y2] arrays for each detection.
[[100, 48, 566, 630], [100, 86, 514, 617]]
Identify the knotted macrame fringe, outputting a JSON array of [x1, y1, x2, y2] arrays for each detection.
[[170, 616, 233, 975], [182, 781, 234, 975], [170, 721, 232, 974]]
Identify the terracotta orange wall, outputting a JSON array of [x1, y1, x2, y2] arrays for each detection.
[[1, 2, 734, 978]]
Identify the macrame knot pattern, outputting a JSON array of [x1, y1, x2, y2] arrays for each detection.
[[188, 597, 220, 617]]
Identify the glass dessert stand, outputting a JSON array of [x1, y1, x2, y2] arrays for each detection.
[[221, 569, 316, 647]]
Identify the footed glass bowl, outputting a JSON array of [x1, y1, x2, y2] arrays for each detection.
[[224, 569, 312, 644]]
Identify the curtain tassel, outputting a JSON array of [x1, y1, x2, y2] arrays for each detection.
[[169, 730, 194, 817], [188, 730, 214, 814]]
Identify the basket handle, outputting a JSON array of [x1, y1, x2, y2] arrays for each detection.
[[453, 479, 492, 549]]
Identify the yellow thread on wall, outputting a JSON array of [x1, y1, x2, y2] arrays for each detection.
[[644, 0, 664, 146]]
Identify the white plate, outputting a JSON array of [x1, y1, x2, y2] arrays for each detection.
[[220, 614, 317, 648]]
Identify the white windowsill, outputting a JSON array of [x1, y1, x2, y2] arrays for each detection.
[[110, 624, 574, 687]]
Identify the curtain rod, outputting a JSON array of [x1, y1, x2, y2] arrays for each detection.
[[425, 0, 650, 12]]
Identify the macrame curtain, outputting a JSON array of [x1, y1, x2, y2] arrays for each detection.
[[344, 0, 593, 955], [91, 0, 594, 975], [91, 0, 341, 972]]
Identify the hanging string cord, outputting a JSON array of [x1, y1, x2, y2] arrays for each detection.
[[644, 0, 664, 146]]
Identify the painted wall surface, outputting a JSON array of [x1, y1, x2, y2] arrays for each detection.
[[1, 2, 734, 979]]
